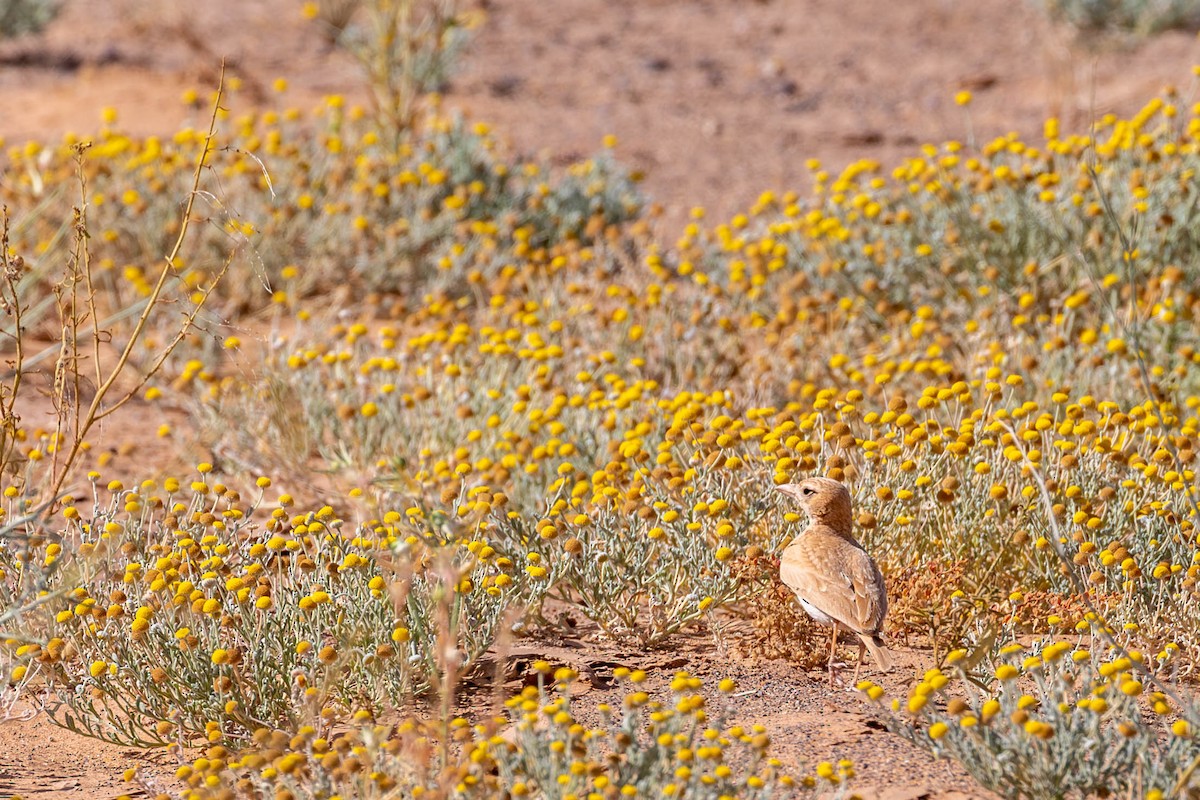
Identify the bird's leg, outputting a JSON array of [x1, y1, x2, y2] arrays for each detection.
[[827, 625, 838, 688], [853, 639, 866, 687]]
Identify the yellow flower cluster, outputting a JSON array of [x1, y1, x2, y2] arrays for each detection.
[[18, 465, 523, 747], [859, 640, 1199, 797], [5, 59, 1200, 800], [150, 669, 847, 800], [0, 89, 643, 332]]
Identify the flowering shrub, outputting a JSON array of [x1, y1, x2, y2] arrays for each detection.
[[137, 670, 853, 799], [201, 310, 810, 642], [0, 94, 643, 332], [19, 468, 529, 747], [859, 640, 1200, 799]]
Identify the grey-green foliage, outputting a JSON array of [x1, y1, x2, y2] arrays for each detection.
[[0, 0, 61, 38], [1039, 0, 1200, 33]]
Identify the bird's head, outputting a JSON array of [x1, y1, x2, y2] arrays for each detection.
[[777, 477, 852, 530]]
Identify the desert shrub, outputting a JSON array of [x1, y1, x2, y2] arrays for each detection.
[[199, 303, 820, 643], [0, 0, 60, 38], [660, 97, 1200, 411], [0, 100, 643, 328], [859, 641, 1200, 799], [0, 90, 237, 711], [1037, 0, 1200, 33], [137, 670, 853, 799], [0, 493, 65, 714], [198, 259, 1200, 650], [314, 0, 477, 134], [8, 88, 1196, 672], [23, 468, 533, 747]]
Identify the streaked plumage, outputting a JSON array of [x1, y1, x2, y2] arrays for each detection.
[[777, 477, 892, 685]]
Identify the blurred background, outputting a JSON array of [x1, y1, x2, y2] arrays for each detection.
[[2, 0, 1199, 226]]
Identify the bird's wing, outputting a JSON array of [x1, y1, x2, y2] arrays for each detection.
[[849, 552, 888, 634], [780, 533, 887, 635]]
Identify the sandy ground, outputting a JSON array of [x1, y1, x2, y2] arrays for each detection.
[[1, 0, 1198, 796], [3, 0, 1199, 228]]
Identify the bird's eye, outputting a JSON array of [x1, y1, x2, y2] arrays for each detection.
[[802, 487, 815, 496]]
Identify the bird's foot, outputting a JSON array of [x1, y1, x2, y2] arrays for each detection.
[[825, 664, 848, 690]]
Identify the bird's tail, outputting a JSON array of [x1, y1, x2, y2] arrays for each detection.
[[861, 633, 893, 672]]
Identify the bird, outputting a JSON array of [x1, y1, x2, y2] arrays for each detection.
[[776, 477, 892, 687]]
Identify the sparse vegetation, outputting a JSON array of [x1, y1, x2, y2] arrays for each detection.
[[0, 0, 60, 39], [3, 2, 1200, 798], [153, 670, 851, 799], [1037, 0, 1200, 34], [859, 642, 1200, 799]]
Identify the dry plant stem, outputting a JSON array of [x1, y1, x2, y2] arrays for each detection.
[[44, 65, 227, 503], [1175, 755, 1200, 797], [437, 579, 458, 774], [0, 211, 26, 473], [370, 0, 417, 133], [78, 153, 104, 395], [94, 247, 234, 421], [373, 0, 417, 134], [359, 0, 459, 138], [50, 166, 92, 484]]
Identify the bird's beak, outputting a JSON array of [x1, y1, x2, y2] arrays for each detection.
[[776, 483, 799, 499]]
